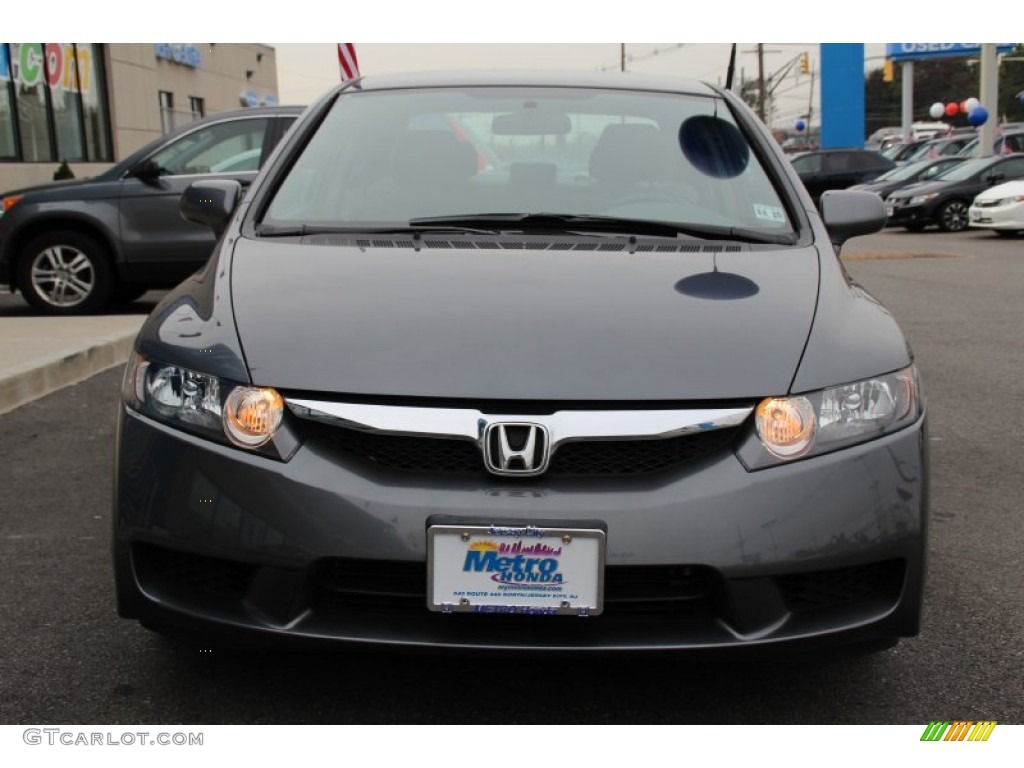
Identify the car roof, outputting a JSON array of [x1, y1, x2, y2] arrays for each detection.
[[793, 148, 883, 156], [342, 70, 719, 96]]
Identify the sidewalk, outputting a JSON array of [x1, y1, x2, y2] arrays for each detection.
[[0, 316, 144, 415]]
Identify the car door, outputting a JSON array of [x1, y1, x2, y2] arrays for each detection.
[[985, 157, 1024, 187], [791, 153, 826, 201], [117, 115, 274, 283], [822, 152, 861, 192]]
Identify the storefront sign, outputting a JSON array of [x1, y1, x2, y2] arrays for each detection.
[[886, 43, 1015, 62], [154, 44, 202, 69], [0, 43, 92, 93]]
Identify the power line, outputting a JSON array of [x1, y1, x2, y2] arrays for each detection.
[[596, 43, 687, 72]]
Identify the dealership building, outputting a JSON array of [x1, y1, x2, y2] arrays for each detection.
[[0, 43, 279, 189]]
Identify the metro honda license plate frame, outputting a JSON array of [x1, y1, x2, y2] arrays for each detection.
[[427, 520, 606, 617]]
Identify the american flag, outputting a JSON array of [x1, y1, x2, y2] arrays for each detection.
[[337, 43, 360, 83]]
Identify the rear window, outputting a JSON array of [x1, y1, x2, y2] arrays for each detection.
[[263, 87, 794, 235]]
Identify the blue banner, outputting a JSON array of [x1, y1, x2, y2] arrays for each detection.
[[886, 43, 1016, 62], [821, 43, 865, 149]]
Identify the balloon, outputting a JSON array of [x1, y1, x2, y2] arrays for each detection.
[[795, 120, 807, 132], [1018, 93, 1024, 107], [929, 102, 945, 119], [945, 102, 959, 117], [965, 97, 980, 113], [968, 106, 989, 127]]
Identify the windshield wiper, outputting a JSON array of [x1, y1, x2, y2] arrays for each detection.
[[256, 223, 501, 237], [407, 213, 797, 245]]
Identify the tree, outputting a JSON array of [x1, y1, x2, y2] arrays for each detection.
[[865, 46, 1024, 136]]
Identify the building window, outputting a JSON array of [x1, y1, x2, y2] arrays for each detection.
[[159, 90, 174, 134], [189, 96, 204, 121], [0, 42, 112, 163], [10, 43, 53, 162]]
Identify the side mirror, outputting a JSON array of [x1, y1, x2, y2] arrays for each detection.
[[179, 180, 242, 237], [127, 158, 162, 181], [988, 172, 1005, 185], [820, 189, 886, 248]]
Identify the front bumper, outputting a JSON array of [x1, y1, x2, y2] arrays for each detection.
[[885, 200, 935, 227], [968, 204, 1024, 230], [113, 407, 928, 652]]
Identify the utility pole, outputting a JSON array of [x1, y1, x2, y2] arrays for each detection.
[[620, 44, 626, 73], [979, 44, 998, 157], [757, 43, 766, 122], [901, 62, 913, 143], [807, 68, 815, 147]]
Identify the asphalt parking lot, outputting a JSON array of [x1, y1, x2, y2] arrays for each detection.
[[0, 229, 1021, 724]]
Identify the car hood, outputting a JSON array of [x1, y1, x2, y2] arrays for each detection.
[[973, 180, 1024, 202], [850, 180, 897, 194], [229, 237, 820, 401], [1, 177, 99, 198], [887, 179, 954, 199]]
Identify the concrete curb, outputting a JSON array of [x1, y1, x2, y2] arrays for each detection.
[[0, 330, 138, 416]]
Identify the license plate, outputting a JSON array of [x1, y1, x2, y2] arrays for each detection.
[[971, 211, 982, 221], [886, 204, 894, 217], [427, 524, 605, 616]]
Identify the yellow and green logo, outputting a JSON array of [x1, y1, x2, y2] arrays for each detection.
[[920, 721, 997, 741]]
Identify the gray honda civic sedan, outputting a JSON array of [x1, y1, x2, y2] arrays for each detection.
[[113, 71, 928, 654]]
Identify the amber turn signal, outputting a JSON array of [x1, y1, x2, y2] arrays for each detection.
[[223, 386, 284, 447], [755, 396, 816, 458]]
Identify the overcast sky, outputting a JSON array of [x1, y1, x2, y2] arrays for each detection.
[[273, 43, 893, 128], [15, 1, 999, 130]]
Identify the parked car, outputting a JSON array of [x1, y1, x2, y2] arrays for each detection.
[[886, 155, 1024, 231], [881, 140, 930, 163], [0, 106, 302, 314], [905, 136, 975, 163], [849, 157, 966, 201], [957, 130, 1024, 158], [113, 71, 927, 655], [790, 149, 896, 205], [969, 179, 1024, 236]]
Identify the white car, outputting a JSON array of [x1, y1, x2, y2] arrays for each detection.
[[969, 180, 1024, 237]]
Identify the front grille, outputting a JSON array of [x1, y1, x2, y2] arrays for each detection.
[[551, 430, 738, 475], [313, 558, 717, 618], [776, 560, 905, 614], [134, 544, 257, 600], [301, 420, 740, 477]]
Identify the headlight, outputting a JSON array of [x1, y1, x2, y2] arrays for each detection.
[[908, 193, 938, 206], [122, 353, 297, 459], [0, 194, 23, 218], [996, 195, 1024, 206], [738, 365, 922, 470]]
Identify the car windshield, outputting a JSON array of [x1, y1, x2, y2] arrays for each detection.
[[263, 86, 795, 237], [934, 157, 998, 182], [875, 160, 931, 182]]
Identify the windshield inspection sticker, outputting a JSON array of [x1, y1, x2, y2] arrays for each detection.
[[753, 204, 787, 223]]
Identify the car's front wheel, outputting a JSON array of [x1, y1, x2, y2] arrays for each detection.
[[16, 230, 114, 314], [937, 200, 969, 232]]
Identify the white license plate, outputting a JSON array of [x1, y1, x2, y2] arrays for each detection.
[[427, 524, 605, 616], [886, 204, 894, 217], [971, 211, 982, 221]]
